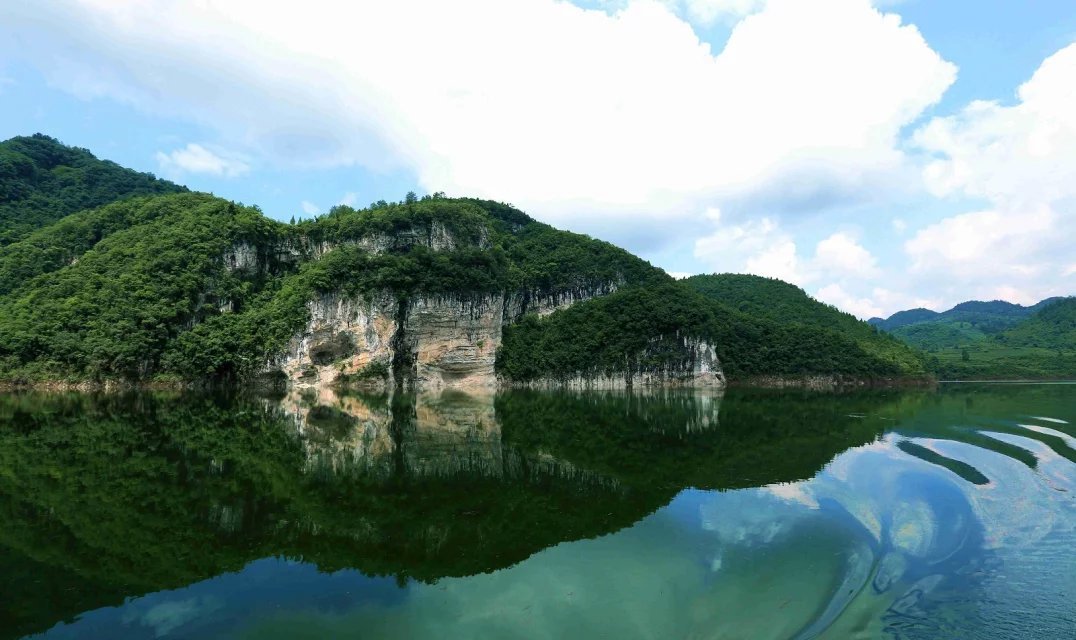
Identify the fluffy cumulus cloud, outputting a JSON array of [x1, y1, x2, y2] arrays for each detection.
[[698, 39, 1076, 316], [5, 0, 1074, 316], [155, 143, 250, 178], [693, 211, 879, 291], [814, 284, 884, 320], [0, 0, 952, 232], [906, 43, 1076, 305], [693, 209, 805, 283], [813, 233, 879, 278]]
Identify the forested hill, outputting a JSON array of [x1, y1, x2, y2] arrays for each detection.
[[870, 295, 1075, 380], [682, 274, 926, 377], [1000, 298, 1076, 348], [868, 297, 1062, 334], [0, 135, 930, 385], [0, 134, 186, 246], [867, 295, 1071, 352]]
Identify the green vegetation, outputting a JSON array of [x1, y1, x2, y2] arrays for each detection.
[[869, 297, 1067, 351], [0, 159, 664, 382], [926, 298, 1076, 379], [0, 134, 185, 246], [682, 274, 927, 378], [0, 135, 931, 384], [500, 280, 927, 382], [0, 193, 282, 380], [873, 296, 1076, 379]]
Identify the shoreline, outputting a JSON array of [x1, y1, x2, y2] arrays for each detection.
[[10, 375, 1076, 394], [0, 375, 941, 394]]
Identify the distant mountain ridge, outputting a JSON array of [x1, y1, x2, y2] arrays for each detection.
[[871, 295, 1076, 380], [869, 297, 1065, 332]]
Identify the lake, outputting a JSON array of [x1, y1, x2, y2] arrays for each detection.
[[1, 383, 1073, 639]]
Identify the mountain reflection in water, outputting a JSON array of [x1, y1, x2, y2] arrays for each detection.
[[0, 385, 1073, 639]]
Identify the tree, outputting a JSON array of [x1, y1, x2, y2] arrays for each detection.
[[405, 191, 418, 205], [961, 348, 970, 362]]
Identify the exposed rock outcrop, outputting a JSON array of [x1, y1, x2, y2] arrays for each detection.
[[271, 285, 727, 391], [223, 221, 485, 276], [511, 336, 725, 390], [244, 219, 723, 391], [272, 292, 398, 389]]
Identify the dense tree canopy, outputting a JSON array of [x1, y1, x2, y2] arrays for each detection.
[[0, 135, 934, 384], [0, 134, 185, 246], [868, 294, 1076, 379]]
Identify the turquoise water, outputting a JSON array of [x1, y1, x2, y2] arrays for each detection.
[[1, 384, 1073, 638]]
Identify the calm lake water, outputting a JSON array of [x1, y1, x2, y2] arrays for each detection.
[[1, 384, 1073, 639]]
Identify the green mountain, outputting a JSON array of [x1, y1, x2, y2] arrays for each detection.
[[1002, 297, 1076, 347], [682, 274, 926, 377], [0, 134, 186, 246], [868, 297, 1065, 345], [0, 135, 928, 386], [874, 296, 1076, 380]]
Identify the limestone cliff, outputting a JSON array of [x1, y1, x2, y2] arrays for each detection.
[[220, 202, 727, 391], [271, 291, 398, 389], [513, 335, 725, 390], [270, 285, 726, 391], [223, 220, 485, 276]]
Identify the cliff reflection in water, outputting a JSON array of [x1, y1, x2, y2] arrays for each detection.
[[0, 387, 894, 638], [5, 385, 1072, 639]]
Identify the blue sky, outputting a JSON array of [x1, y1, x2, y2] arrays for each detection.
[[2, 0, 1075, 318]]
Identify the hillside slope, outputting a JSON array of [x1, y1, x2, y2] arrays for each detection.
[[682, 274, 926, 378], [869, 297, 1066, 350], [0, 134, 186, 246], [0, 136, 931, 387], [910, 298, 1076, 380], [867, 292, 1075, 379]]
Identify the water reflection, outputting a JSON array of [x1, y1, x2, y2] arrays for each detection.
[[0, 385, 1073, 639]]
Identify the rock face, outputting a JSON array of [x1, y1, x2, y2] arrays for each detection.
[[272, 291, 398, 389], [513, 336, 726, 390], [223, 221, 483, 276], [271, 287, 727, 391], [251, 222, 725, 391], [404, 294, 504, 390]]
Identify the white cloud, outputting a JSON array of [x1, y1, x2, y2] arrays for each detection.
[[813, 232, 878, 278], [915, 44, 1076, 205], [338, 192, 359, 207], [301, 201, 320, 216], [694, 221, 878, 285], [155, 143, 250, 178], [0, 0, 954, 239], [680, 0, 767, 24], [891, 218, 907, 234], [815, 283, 884, 319], [905, 207, 1055, 278], [904, 43, 1076, 306], [744, 240, 803, 284], [694, 215, 810, 284]]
